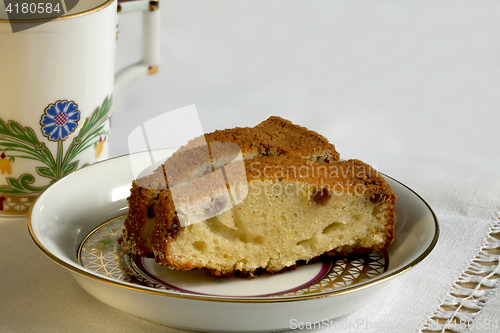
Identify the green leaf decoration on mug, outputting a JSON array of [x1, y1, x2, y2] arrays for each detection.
[[0, 95, 112, 195], [0, 174, 43, 195]]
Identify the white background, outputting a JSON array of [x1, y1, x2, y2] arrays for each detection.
[[113, 0, 500, 169]]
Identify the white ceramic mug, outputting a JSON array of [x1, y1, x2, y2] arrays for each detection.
[[0, 0, 159, 215]]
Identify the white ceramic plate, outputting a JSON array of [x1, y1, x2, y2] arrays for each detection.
[[28, 150, 439, 332]]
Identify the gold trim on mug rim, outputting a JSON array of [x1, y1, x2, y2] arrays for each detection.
[[0, 0, 115, 24], [148, 65, 159, 75]]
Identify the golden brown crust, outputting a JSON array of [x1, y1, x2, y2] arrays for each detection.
[[162, 116, 339, 186], [120, 180, 160, 256], [205, 116, 340, 161]]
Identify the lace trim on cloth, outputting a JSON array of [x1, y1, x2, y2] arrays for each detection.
[[421, 217, 500, 333]]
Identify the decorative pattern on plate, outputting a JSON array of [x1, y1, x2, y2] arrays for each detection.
[[79, 216, 389, 298], [0, 95, 111, 215], [79, 216, 125, 280], [278, 252, 388, 297]]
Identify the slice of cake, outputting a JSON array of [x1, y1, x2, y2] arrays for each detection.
[[119, 117, 396, 277]]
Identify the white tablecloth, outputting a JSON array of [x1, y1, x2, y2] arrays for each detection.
[[2, 1, 499, 332]]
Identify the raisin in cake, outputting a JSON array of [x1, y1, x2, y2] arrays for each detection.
[[119, 116, 396, 276]]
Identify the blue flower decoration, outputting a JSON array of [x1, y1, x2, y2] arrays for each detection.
[[40, 100, 80, 141]]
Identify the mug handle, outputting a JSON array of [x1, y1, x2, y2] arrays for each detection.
[[114, 0, 160, 93]]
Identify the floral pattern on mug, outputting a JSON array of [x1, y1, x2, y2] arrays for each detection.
[[40, 100, 81, 141], [0, 95, 112, 204], [94, 136, 107, 159]]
